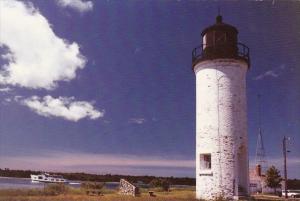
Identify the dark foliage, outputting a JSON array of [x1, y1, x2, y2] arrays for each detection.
[[265, 166, 282, 193], [44, 183, 69, 195], [149, 178, 170, 191], [287, 179, 300, 190], [81, 182, 105, 189]]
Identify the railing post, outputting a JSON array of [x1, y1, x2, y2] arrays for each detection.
[[193, 43, 249, 67]]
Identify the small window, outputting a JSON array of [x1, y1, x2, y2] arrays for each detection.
[[200, 154, 211, 170]]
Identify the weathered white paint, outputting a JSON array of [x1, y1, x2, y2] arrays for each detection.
[[195, 59, 249, 200], [203, 34, 207, 48]]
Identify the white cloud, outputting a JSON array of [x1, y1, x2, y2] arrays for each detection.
[[129, 118, 146, 124], [134, 47, 142, 54], [254, 64, 287, 81], [13, 95, 23, 102], [56, 0, 93, 13], [0, 0, 86, 90], [0, 87, 11, 92], [254, 70, 279, 80], [279, 64, 286, 70], [20, 95, 103, 121], [4, 98, 12, 102], [2, 97, 12, 105]]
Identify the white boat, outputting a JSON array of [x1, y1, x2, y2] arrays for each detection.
[[30, 173, 68, 183]]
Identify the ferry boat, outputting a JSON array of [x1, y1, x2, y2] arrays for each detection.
[[30, 173, 68, 183]]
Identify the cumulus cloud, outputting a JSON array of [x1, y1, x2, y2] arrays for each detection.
[[0, 0, 86, 90], [4, 98, 12, 102], [2, 97, 12, 105], [0, 87, 11, 92], [56, 0, 93, 13], [129, 118, 146, 124], [254, 70, 279, 80], [254, 64, 287, 81], [19, 95, 103, 121]]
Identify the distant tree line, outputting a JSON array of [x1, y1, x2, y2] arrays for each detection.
[[2, 168, 299, 189], [288, 179, 300, 190], [0, 168, 195, 186]]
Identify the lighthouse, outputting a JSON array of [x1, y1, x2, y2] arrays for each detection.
[[193, 15, 250, 200]]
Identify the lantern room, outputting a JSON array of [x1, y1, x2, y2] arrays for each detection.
[[192, 15, 250, 68]]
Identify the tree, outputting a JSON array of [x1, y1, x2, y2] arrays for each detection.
[[265, 166, 282, 194], [161, 179, 170, 191]]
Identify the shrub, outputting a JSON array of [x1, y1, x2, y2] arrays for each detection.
[[44, 183, 69, 195], [81, 182, 105, 190], [149, 178, 170, 191]]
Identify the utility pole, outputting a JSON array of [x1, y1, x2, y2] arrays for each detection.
[[283, 136, 288, 199]]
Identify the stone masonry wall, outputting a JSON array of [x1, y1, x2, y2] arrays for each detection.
[[119, 179, 139, 197], [195, 59, 249, 200]]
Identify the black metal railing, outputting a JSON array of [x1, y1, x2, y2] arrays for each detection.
[[192, 42, 250, 67]]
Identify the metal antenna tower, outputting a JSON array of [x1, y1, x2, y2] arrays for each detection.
[[255, 94, 267, 169]]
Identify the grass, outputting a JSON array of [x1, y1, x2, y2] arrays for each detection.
[[252, 194, 300, 201], [0, 187, 198, 201], [0, 186, 293, 201]]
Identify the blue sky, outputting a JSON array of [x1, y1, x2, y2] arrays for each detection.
[[0, 0, 299, 178]]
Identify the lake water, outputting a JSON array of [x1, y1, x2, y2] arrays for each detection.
[[0, 177, 119, 189], [0, 177, 192, 190]]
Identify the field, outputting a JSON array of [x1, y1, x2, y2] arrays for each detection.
[[1, 187, 298, 201], [0, 187, 199, 201]]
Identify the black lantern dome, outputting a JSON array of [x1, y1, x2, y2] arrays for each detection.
[[192, 15, 250, 68]]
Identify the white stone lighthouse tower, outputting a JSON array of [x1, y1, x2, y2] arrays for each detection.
[[193, 15, 250, 200]]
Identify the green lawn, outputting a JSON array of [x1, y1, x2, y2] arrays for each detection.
[[1, 187, 295, 201], [0, 187, 197, 201]]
